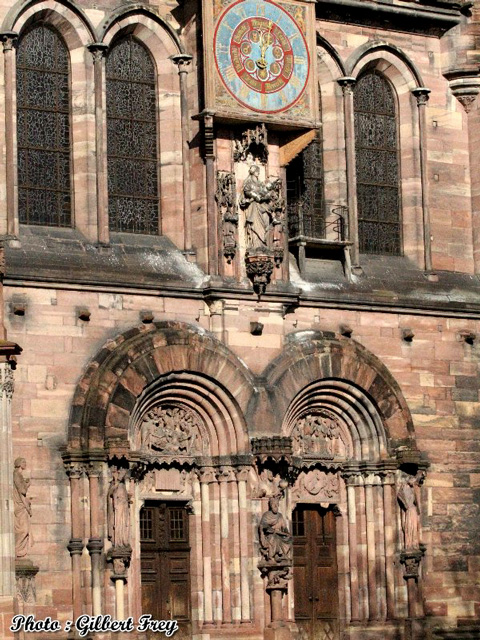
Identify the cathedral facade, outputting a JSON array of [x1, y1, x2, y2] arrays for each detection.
[[0, 0, 479, 638]]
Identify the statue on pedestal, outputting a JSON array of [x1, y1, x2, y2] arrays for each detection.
[[13, 458, 32, 558], [397, 473, 420, 550], [107, 468, 131, 549], [259, 495, 292, 564], [240, 165, 283, 250]]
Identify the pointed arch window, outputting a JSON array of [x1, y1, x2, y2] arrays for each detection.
[[354, 71, 401, 255], [106, 37, 159, 234], [17, 24, 71, 226]]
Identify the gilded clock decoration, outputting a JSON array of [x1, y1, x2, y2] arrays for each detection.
[[214, 0, 310, 113]]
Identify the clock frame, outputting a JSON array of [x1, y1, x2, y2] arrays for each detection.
[[203, 0, 318, 127]]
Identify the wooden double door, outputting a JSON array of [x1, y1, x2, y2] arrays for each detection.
[[140, 502, 191, 638], [293, 505, 339, 640]]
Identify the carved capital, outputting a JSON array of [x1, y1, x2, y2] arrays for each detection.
[[67, 538, 84, 556], [235, 466, 251, 482], [411, 87, 431, 107], [65, 462, 87, 479], [337, 76, 357, 95], [217, 466, 236, 483], [198, 467, 216, 484], [170, 53, 193, 74], [87, 42, 109, 63], [0, 31, 18, 52], [87, 461, 103, 478], [400, 546, 425, 580], [86, 537, 104, 555]]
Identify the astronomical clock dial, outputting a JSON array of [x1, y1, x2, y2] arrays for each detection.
[[214, 0, 310, 114]]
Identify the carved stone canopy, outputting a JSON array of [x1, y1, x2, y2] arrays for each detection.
[[138, 404, 204, 457], [234, 123, 268, 165]]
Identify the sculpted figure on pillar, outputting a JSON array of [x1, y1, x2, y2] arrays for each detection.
[[259, 495, 292, 563], [107, 468, 131, 549], [13, 457, 32, 557], [240, 165, 283, 250], [397, 473, 421, 550]]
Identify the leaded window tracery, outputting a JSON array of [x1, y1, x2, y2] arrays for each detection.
[[17, 24, 72, 227], [106, 37, 159, 235], [354, 71, 401, 255]]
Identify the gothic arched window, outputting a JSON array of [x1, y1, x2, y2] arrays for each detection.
[[354, 71, 401, 255], [106, 37, 159, 234], [17, 24, 71, 226]]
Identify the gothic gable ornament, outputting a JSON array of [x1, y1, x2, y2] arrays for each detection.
[[203, 0, 318, 127]]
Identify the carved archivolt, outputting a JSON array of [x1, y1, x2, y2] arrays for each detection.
[[291, 410, 348, 458], [139, 405, 204, 456]]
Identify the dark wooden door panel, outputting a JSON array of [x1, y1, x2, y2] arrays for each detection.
[[140, 502, 191, 636], [293, 505, 339, 639]]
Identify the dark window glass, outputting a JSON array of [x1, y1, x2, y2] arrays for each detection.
[[354, 72, 401, 255], [287, 134, 325, 239], [17, 25, 71, 226], [106, 37, 159, 234], [140, 507, 154, 541]]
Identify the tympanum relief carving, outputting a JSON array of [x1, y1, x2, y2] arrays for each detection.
[[139, 405, 204, 457], [291, 411, 348, 459]]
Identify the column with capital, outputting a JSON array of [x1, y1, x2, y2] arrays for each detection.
[[0, 342, 21, 639], [236, 466, 251, 623], [217, 466, 235, 624], [337, 77, 359, 269], [199, 467, 216, 626], [171, 54, 193, 252], [411, 87, 432, 273], [65, 462, 88, 619], [87, 43, 109, 246], [1, 32, 19, 237]]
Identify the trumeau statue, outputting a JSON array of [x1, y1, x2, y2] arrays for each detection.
[[13, 457, 32, 558], [240, 165, 283, 250], [107, 468, 131, 549], [259, 495, 292, 564], [397, 473, 421, 550]]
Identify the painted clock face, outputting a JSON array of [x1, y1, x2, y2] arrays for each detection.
[[214, 0, 310, 114]]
